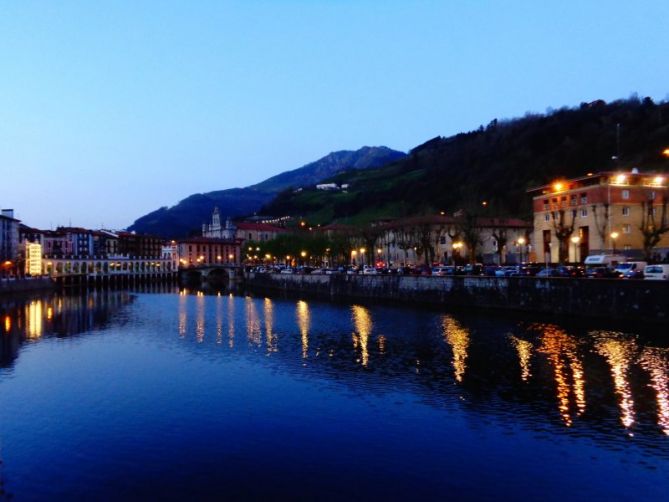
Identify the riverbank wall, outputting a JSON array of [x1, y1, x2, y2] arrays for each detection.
[[0, 277, 56, 296], [246, 273, 669, 324]]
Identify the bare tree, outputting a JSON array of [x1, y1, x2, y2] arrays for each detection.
[[640, 194, 669, 261], [490, 228, 508, 265], [551, 209, 575, 263], [455, 211, 483, 264], [591, 203, 610, 251]]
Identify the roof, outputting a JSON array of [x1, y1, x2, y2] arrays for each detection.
[[235, 222, 287, 232], [178, 236, 242, 245], [527, 169, 668, 194]]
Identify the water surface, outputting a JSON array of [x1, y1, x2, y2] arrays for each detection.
[[1, 288, 668, 500]]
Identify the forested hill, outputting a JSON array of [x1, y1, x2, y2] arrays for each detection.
[[263, 97, 669, 225], [128, 146, 405, 237]]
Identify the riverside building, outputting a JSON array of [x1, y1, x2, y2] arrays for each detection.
[[528, 169, 669, 262]]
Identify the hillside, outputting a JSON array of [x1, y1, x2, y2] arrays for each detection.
[[128, 146, 405, 237], [263, 97, 669, 225]]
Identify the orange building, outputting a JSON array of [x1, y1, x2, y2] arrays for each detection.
[[528, 169, 669, 262]]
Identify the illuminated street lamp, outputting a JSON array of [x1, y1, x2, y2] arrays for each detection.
[[570, 235, 581, 263], [516, 237, 526, 263], [610, 231, 619, 253], [662, 148, 669, 158]]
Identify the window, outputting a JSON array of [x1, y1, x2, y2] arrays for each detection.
[[650, 191, 657, 200], [624, 245, 632, 251], [623, 224, 631, 234], [622, 206, 630, 216], [580, 193, 588, 204], [544, 213, 550, 222], [622, 189, 630, 200], [570, 194, 577, 206], [580, 208, 588, 217]]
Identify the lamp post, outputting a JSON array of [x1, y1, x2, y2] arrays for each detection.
[[610, 231, 619, 254], [517, 237, 526, 264], [570, 235, 581, 263]]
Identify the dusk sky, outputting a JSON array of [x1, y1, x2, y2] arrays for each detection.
[[2, 0, 668, 229]]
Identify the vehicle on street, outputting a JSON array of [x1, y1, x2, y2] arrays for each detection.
[[280, 268, 294, 275], [463, 263, 484, 275], [586, 266, 622, 279], [614, 261, 647, 279], [362, 265, 378, 275], [495, 266, 518, 277], [644, 264, 669, 280]]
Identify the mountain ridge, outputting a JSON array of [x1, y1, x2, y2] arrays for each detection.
[[128, 146, 406, 237]]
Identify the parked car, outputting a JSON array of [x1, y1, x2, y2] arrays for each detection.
[[614, 261, 647, 279], [362, 265, 378, 275], [586, 266, 622, 279], [495, 266, 518, 277], [483, 265, 500, 276], [644, 264, 669, 280], [432, 266, 452, 276], [280, 268, 294, 275], [536, 266, 573, 277], [516, 264, 542, 276], [463, 263, 484, 275]]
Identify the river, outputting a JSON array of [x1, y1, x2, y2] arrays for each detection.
[[1, 287, 668, 500]]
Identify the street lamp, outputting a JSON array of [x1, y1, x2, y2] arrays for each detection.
[[662, 148, 669, 158], [610, 231, 619, 253], [570, 235, 581, 263], [517, 237, 526, 263]]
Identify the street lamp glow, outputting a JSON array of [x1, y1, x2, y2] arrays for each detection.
[[662, 148, 669, 158], [553, 181, 564, 192], [300, 251, 307, 258], [517, 237, 526, 246], [610, 231, 619, 240], [360, 248, 366, 254], [571, 235, 581, 244]]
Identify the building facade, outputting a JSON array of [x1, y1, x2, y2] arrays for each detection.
[[177, 237, 242, 267], [202, 207, 287, 243], [0, 209, 20, 263], [529, 169, 669, 262]]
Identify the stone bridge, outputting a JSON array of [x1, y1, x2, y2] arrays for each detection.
[[178, 265, 243, 285]]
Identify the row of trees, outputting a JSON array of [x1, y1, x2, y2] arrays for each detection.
[[244, 211, 526, 267], [550, 195, 669, 262]]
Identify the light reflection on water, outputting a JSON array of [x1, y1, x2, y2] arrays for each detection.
[[1, 288, 669, 499]]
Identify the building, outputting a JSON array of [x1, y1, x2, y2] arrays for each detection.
[[528, 169, 669, 262], [321, 215, 532, 266], [177, 237, 242, 267], [25, 242, 43, 276], [202, 207, 287, 243], [202, 207, 237, 240], [0, 209, 20, 264], [117, 232, 164, 258], [56, 227, 94, 257], [235, 222, 287, 243]]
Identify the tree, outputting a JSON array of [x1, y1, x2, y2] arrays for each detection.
[[639, 194, 669, 261], [551, 209, 575, 263], [454, 211, 483, 264], [591, 203, 610, 251], [490, 228, 508, 265]]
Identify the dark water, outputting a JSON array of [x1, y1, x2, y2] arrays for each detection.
[[1, 288, 668, 501]]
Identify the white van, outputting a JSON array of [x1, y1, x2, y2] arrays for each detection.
[[614, 261, 647, 278], [644, 264, 669, 280], [584, 254, 627, 267]]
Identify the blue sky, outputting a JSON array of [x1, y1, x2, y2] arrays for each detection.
[[1, 0, 668, 229]]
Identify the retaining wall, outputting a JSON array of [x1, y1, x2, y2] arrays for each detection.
[[246, 273, 669, 323]]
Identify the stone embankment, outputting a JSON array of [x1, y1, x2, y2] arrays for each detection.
[[0, 277, 56, 296], [246, 273, 669, 324]]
